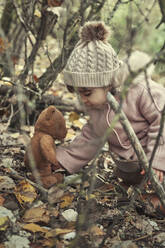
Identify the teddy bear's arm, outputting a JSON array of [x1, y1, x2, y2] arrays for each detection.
[[40, 134, 59, 166]]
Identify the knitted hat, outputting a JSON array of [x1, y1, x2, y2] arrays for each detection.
[[63, 21, 121, 88]]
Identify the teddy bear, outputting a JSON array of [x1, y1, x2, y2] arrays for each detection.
[[24, 105, 67, 189]]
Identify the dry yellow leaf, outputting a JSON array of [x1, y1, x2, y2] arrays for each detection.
[[22, 205, 50, 223], [42, 238, 55, 247], [86, 194, 96, 201], [34, 9, 41, 18], [23, 223, 49, 233], [69, 112, 79, 122], [89, 225, 105, 236], [60, 194, 74, 208], [65, 129, 76, 141], [0, 216, 10, 231], [10, 133, 20, 139], [55, 228, 75, 235], [0, 80, 12, 86], [45, 228, 74, 238], [50, 208, 59, 218], [73, 119, 83, 129], [0, 195, 5, 206], [14, 180, 37, 206]]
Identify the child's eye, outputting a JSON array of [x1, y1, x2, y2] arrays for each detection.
[[83, 91, 92, 97]]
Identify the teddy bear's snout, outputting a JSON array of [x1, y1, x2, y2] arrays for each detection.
[[61, 127, 67, 139]]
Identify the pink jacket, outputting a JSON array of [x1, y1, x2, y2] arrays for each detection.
[[56, 80, 165, 174]]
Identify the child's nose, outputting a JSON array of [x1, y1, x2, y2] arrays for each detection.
[[81, 96, 88, 104]]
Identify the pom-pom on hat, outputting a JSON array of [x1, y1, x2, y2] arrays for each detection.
[[63, 21, 121, 88]]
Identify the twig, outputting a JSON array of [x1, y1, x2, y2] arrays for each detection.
[[133, 233, 153, 241], [13, 0, 34, 46], [107, 0, 123, 22], [2, 104, 14, 132]]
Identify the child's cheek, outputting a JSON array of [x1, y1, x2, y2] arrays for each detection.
[[90, 92, 107, 105]]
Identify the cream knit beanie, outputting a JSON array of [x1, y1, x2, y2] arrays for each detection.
[[63, 21, 121, 88]]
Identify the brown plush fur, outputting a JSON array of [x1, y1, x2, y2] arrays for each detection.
[[24, 105, 67, 189], [79, 21, 109, 43]]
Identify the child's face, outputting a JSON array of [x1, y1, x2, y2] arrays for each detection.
[[78, 87, 110, 109]]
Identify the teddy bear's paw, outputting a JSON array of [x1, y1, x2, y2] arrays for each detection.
[[41, 173, 64, 189]]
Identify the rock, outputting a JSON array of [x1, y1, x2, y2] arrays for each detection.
[[111, 240, 138, 248], [5, 235, 30, 248], [64, 174, 82, 184], [153, 232, 165, 243], [3, 198, 19, 211], [0, 206, 16, 223], [0, 176, 15, 190], [62, 231, 76, 240], [61, 209, 78, 222]]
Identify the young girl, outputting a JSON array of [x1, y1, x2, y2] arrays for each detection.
[[55, 21, 165, 214]]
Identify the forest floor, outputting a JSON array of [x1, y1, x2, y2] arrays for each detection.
[[0, 81, 165, 248]]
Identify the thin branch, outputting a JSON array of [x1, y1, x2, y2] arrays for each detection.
[[13, 0, 34, 46]]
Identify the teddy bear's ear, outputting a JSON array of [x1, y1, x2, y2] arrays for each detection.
[[45, 106, 56, 120]]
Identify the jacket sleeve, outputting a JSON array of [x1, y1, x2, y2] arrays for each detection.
[[139, 83, 165, 171], [56, 122, 102, 173]]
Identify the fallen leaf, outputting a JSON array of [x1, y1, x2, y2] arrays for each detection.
[[60, 194, 74, 208], [10, 132, 20, 139], [0, 80, 12, 86], [89, 225, 105, 236], [86, 194, 96, 201], [69, 112, 79, 122], [22, 205, 50, 223], [14, 180, 37, 206], [0, 176, 15, 191], [45, 228, 74, 238], [0, 37, 9, 53], [34, 9, 41, 18], [48, 186, 64, 204], [0, 216, 10, 231], [50, 208, 59, 218], [0, 195, 5, 206], [23, 223, 49, 233], [65, 129, 76, 141], [42, 238, 55, 247], [73, 119, 83, 129]]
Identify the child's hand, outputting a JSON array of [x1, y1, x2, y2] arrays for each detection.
[[153, 168, 164, 183], [140, 168, 164, 183]]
